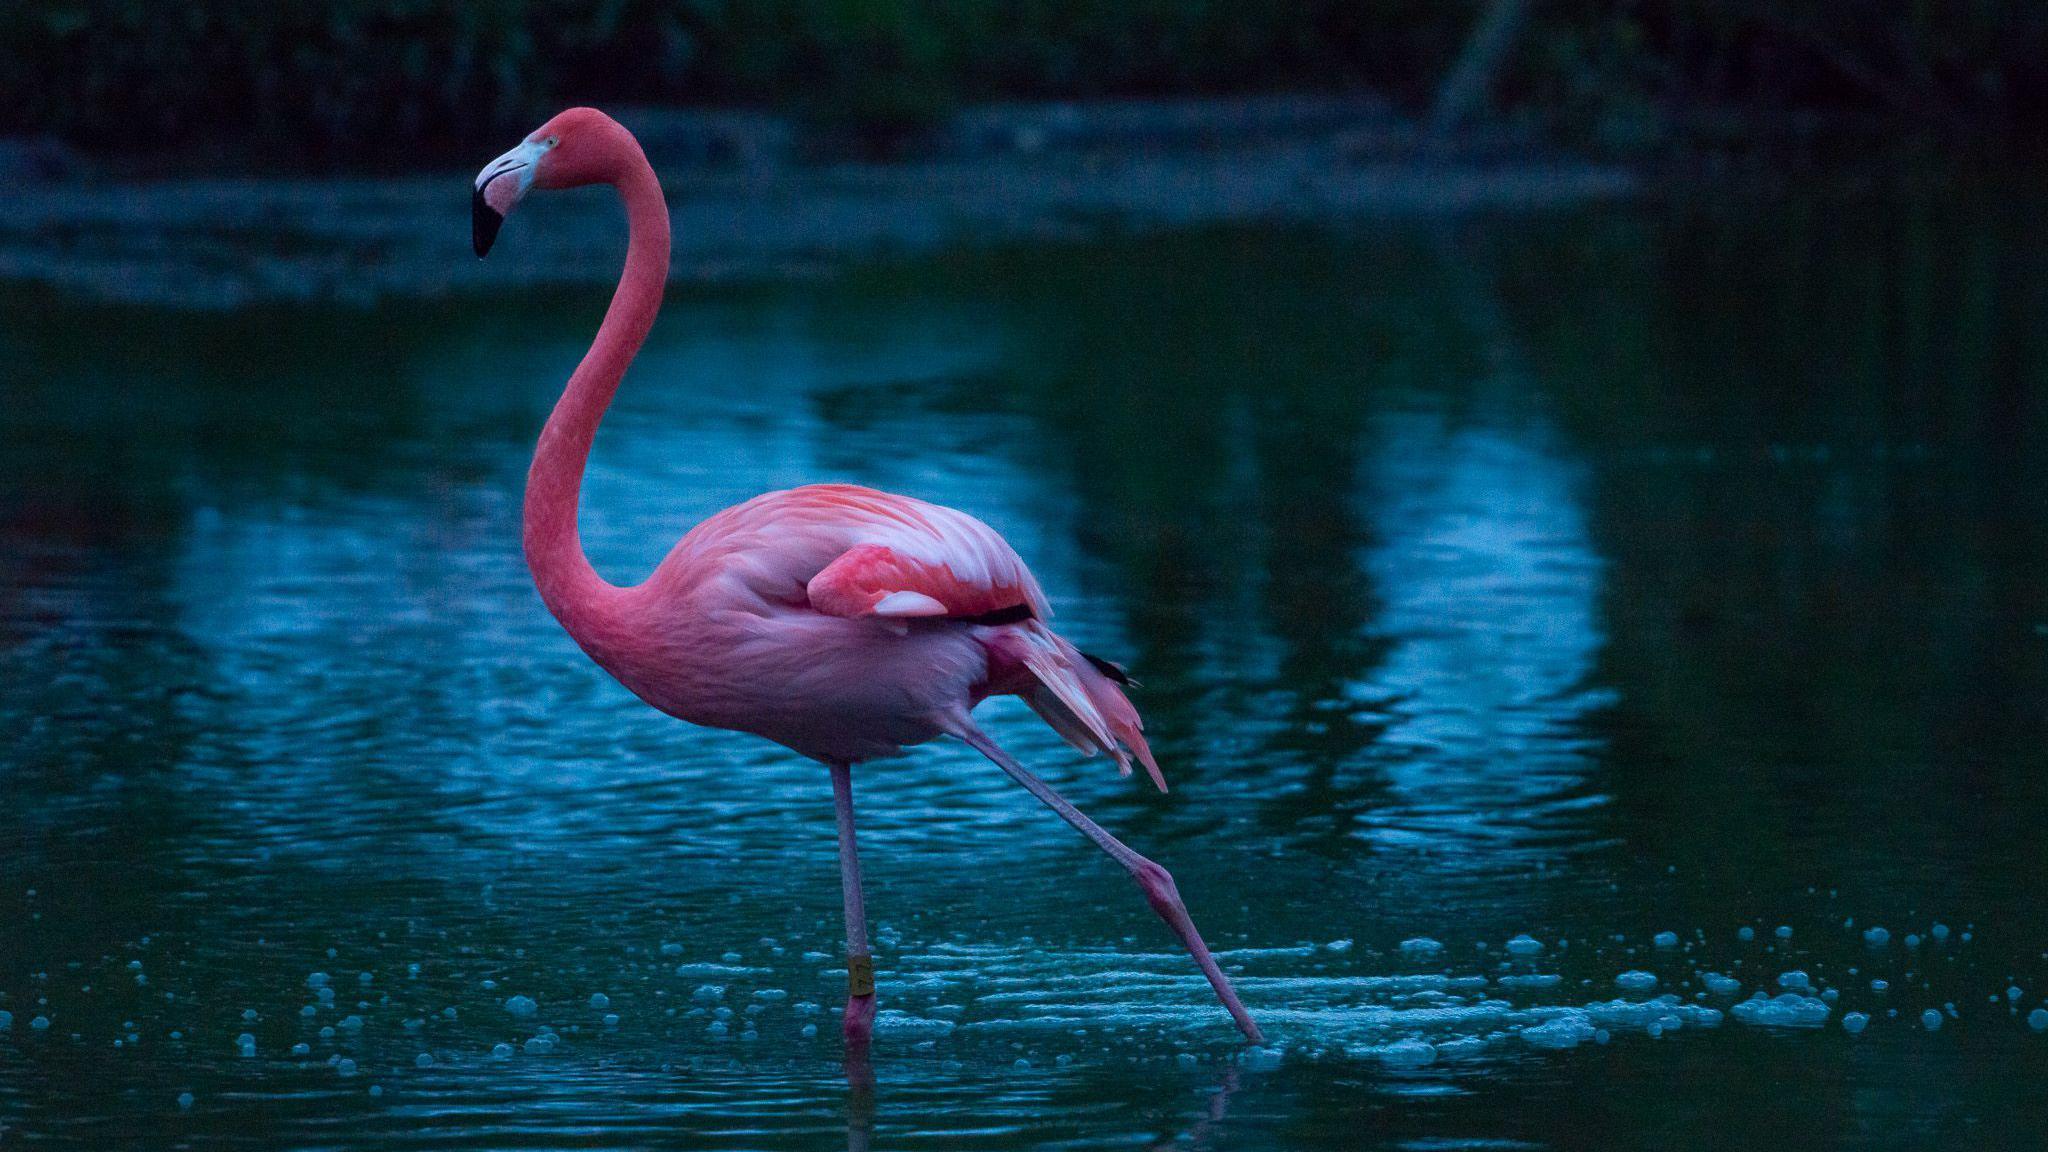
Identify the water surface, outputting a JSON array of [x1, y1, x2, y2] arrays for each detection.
[[4, 176, 2048, 1148]]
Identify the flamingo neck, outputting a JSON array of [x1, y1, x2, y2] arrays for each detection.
[[522, 145, 669, 646]]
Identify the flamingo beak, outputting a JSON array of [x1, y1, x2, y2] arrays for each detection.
[[472, 139, 546, 258]]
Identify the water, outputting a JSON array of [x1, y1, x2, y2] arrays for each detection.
[[4, 173, 2048, 1148]]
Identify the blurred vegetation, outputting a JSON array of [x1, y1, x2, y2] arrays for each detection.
[[1, 1, 2042, 164]]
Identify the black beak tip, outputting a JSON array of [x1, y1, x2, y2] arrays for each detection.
[[472, 187, 503, 259]]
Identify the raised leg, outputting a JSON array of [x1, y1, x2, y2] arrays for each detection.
[[953, 726, 1265, 1044], [830, 760, 877, 1047]]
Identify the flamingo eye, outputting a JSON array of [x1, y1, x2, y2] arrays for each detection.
[[545, 135, 559, 148]]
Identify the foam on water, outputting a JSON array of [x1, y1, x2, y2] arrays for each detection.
[[1730, 994, 1830, 1028]]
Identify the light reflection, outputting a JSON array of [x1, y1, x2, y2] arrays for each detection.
[[1350, 409, 1612, 867]]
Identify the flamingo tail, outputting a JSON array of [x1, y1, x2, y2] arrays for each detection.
[[986, 622, 1164, 791]]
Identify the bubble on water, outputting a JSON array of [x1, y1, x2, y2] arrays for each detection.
[[368, 1085, 383, 1097], [1497, 974, 1563, 989], [1920, 1010, 1942, 1030], [800, 1023, 818, 1039], [1778, 971, 1811, 990], [1775, 926, 1793, 940], [1521, 1017, 1596, 1049], [2006, 986, 2024, 1002], [1653, 932, 1679, 949], [1842, 1012, 1870, 1034], [1615, 971, 1657, 991], [236, 1033, 256, 1056], [30, 1015, 50, 1031], [241, 1009, 258, 1022], [707, 1020, 728, 1037], [291, 1042, 310, 1056], [177, 1091, 194, 1109], [692, 984, 725, 1003], [1931, 923, 1950, 941], [659, 942, 683, 956], [306, 972, 330, 989], [1374, 1038, 1438, 1067], [588, 993, 610, 1010], [1731, 993, 1830, 1028], [752, 988, 788, 1001], [1326, 938, 1353, 953], [524, 1031, 560, 1054], [603, 1013, 619, 1026], [504, 995, 538, 1018], [721, 952, 743, 963], [1905, 934, 1922, 948], [1871, 979, 1889, 992], [874, 1011, 956, 1038], [491, 1042, 514, 1058], [1737, 927, 1755, 942], [0, 1011, 11, 1030], [339, 1014, 363, 1031], [414, 1052, 433, 1067], [1505, 934, 1544, 956], [1702, 973, 1742, 996], [336, 1058, 358, 1076], [1400, 937, 1443, 955], [1243, 1045, 1284, 1071], [2028, 1009, 2048, 1032], [1863, 927, 1890, 946]]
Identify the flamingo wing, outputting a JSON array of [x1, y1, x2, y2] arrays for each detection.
[[806, 535, 1047, 623], [758, 485, 1159, 789]]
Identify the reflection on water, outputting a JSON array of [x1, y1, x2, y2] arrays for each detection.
[[1357, 411, 1611, 867], [4, 174, 2048, 1149]]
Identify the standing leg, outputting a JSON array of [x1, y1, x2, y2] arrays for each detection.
[[953, 726, 1264, 1044], [830, 761, 878, 1047]]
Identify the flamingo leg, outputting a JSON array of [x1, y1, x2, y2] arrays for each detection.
[[952, 726, 1265, 1044], [830, 761, 878, 1047]]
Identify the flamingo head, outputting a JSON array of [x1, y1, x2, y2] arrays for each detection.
[[472, 107, 636, 258]]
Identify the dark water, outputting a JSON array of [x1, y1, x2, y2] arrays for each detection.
[[4, 176, 2048, 1149]]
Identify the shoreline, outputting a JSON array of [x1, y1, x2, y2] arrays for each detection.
[[1, 98, 1637, 310]]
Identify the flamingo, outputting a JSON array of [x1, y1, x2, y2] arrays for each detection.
[[471, 108, 1263, 1046]]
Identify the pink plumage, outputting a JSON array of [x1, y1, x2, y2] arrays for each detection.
[[474, 107, 1261, 1047]]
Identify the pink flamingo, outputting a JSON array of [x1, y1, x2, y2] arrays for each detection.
[[472, 108, 1263, 1047]]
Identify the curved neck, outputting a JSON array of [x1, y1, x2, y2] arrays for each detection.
[[523, 148, 669, 642]]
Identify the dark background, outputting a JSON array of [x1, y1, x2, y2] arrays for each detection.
[[4, 1, 2043, 167]]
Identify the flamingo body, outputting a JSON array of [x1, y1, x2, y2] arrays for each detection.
[[474, 107, 1259, 1045], [582, 482, 1152, 773]]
